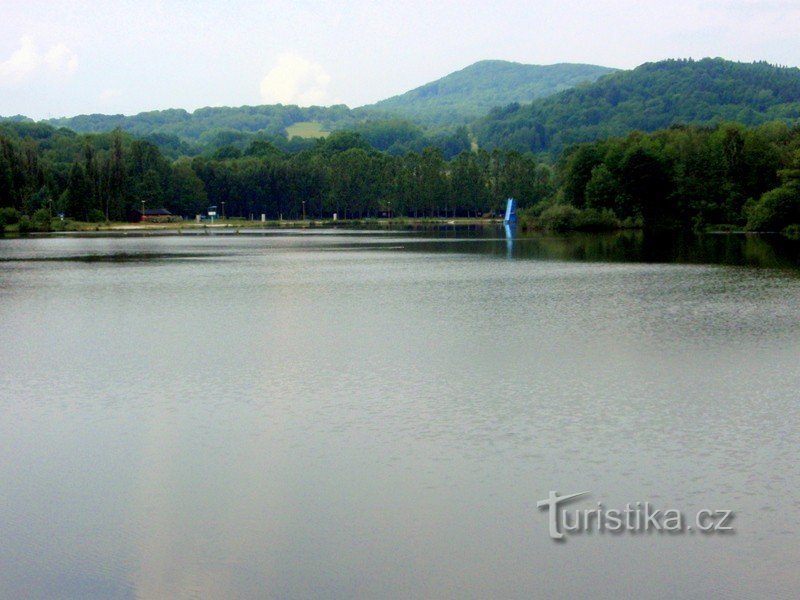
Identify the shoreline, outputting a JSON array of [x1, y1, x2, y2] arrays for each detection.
[[4, 217, 506, 236]]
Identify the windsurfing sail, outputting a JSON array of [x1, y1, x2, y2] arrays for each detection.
[[504, 198, 517, 224]]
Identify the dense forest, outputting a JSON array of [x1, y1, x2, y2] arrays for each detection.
[[35, 109, 474, 161], [19, 60, 613, 158], [42, 105, 358, 148], [475, 58, 800, 155], [542, 121, 800, 232], [3, 58, 800, 235], [2, 117, 799, 235], [369, 61, 615, 126], [0, 121, 551, 228], [37, 58, 799, 163], [12, 57, 800, 164]]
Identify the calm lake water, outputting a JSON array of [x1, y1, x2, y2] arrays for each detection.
[[1, 229, 799, 599]]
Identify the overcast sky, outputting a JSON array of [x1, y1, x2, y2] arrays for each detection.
[[2, 0, 799, 120]]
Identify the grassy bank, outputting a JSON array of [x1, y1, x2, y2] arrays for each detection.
[[1, 216, 504, 235]]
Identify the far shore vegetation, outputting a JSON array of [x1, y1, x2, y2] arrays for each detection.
[[4, 57, 800, 239], [0, 212, 503, 236], [2, 119, 800, 238]]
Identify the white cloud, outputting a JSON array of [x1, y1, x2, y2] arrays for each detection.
[[259, 53, 332, 106], [99, 88, 122, 103], [44, 43, 79, 75], [0, 36, 78, 86], [0, 36, 40, 85]]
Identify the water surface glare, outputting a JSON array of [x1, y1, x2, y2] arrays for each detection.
[[1, 231, 799, 599]]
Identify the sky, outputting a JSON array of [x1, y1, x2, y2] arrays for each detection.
[[2, 0, 800, 120]]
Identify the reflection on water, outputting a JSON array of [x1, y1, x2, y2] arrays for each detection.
[[0, 230, 799, 599], [406, 227, 800, 269], [3, 228, 800, 270]]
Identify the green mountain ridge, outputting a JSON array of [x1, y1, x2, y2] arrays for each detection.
[[6, 58, 800, 161], [41, 104, 357, 145], [474, 57, 800, 155], [1, 60, 617, 154], [363, 60, 617, 125]]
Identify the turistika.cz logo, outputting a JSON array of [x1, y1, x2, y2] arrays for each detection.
[[537, 491, 734, 540]]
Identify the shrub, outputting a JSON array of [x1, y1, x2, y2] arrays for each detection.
[[574, 208, 619, 231], [536, 205, 619, 232], [746, 184, 800, 231], [31, 208, 50, 231], [0, 207, 20, 225], [87, 209, 106, 223], [782, 224, 800, 239], [17, 215, 33, 233], [537, 204, 582, 231]]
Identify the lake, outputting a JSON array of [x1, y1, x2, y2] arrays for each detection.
[[1, 229, 799, 599]]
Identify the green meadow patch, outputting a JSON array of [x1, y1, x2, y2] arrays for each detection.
[[286, 121, 330, 139]]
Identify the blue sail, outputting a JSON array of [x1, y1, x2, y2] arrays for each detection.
[[504, 198, 517, 224]]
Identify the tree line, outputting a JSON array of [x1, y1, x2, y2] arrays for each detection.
[[1, 119, 800, 234], [547, 121, 800, 232], [0, 123, 552, 226], [475, 58, 800, 155]]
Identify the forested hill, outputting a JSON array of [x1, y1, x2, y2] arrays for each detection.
[[8, 57, 800, 161], [8, 60, 614, 158], [365, 60, 617, 125], [42, 104, 358, 143], [37, 61, 617, 138], [474, 58, 800, 154]]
